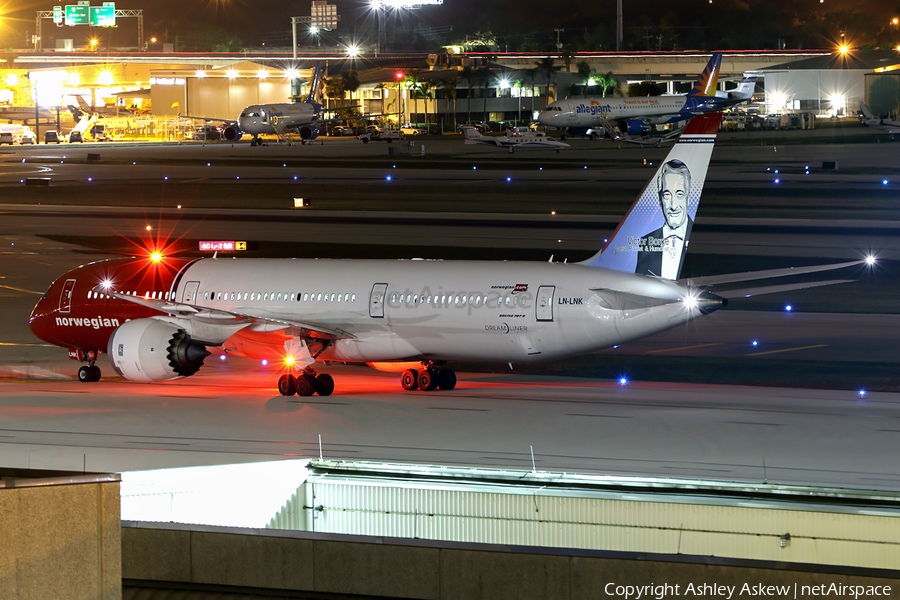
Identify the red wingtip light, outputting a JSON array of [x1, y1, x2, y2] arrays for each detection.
[[284, 356, 295, 366], [150, 252, 162, 263]]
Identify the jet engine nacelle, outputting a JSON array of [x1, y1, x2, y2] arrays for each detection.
[[617, 120, 650, 135], [223, 125, 243, 142], [107, 318, 210, 382], [299, 125, 320, 141]]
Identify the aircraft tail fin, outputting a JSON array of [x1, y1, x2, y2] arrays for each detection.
[[304, 61, 323, 104], [580, 112, 723, 280], [859, 101, 876, 120], [460, 126, 485, 142], [687, 54, 722, 97], [732, 72, 758, 100]]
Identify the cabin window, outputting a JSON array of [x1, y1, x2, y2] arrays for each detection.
[[217, 292, 222, 300], [290, 293, 295, 301], [351, 293, 356, 302], [475, 296, 481, 305], [440, 294, 446, 304], [264, 293, 268, 301], [317, 293, 322, 301], [303, 293, 309, 301], [337, 294, 342, 303], [277, 293, 282, 301], [324, 294, 330, 302], [243, 292, 248, 301]]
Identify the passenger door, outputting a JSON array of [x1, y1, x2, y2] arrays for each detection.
[[369, 283, 388, 318], [535, 286, 555, 322], [59, 279, 76, 314], [182, 281, 200, 304]]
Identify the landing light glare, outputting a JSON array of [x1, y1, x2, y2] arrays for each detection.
[[150, 252, 162, 263]]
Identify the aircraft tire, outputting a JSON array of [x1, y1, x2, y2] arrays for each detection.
[[278, 374, 296, 396], [315, 373, 335, 396], [296, 373, 316, 397], [400, 369, 419, 391], [437, 368, 456, 391], [362, 138, 369, 144], [418, 370, 438, 391], [90, 365, 101, 382], [78, 366, 92, 382]]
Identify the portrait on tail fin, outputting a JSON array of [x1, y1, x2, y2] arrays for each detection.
[[635, 159, 693, 280]]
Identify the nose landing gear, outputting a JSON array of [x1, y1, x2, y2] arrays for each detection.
[[75, 349, 101, 382], [400, 362, 456, 392]]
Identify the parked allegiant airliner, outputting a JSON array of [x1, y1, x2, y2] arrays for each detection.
[[538, 55, 756, 138], [28, 112, 867, 396]]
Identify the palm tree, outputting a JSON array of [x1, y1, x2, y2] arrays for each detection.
[[459, 65, 476, 125], [474, 67, 493, 126], [437, 77, 457, 131], [419, 81, 435, 130], [524, 67, 540, 120], [374, 82, 387, 119], [560, 50, 575, 72], [596, 71, 618, 98], [341, 70, 360, 106], [534, 57, 561, 105]]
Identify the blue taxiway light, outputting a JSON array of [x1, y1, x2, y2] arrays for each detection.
[[236, 176, 240, 180], [473, 166, 477, 170], [506, 177, 511, 182], [88, 177, 92, 182], [293, 176, 298, 180], [774, 179, 780, 184], [774, 169, 779, 174], [133, 162, 136, 165], [752, 340, 758, 346], [883, 180, 889, 185], [859, 389, 867, 397], [21, 159, 24, 163], [19, 179, 23, 183], [785, 304, 793, 312], [386, 176, 392, 181], [619, 377, 628, 386], [219, 355, 226, 361], [262, 359, 268, 366], [207, 163, 210, 167], [164, 176, 168, 180]]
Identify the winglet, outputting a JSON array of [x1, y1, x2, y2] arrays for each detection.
[[581, 112, 723, 280], [688, 54, 722, 97]]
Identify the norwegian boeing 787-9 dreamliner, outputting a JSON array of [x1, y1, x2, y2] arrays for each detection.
[[28, 113, 867, 396]]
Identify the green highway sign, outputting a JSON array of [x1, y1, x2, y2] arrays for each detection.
[[53, 6, 63, 24], [65, 4, 89, 25], [90, 3, 115, 26]]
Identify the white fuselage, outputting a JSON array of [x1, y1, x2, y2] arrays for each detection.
[[170, 258, 702, 364], [538, 96, 713, 129], [237, 103, 321, 135]]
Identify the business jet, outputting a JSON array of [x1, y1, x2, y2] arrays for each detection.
[[537, 54, 753, 138], [73, 96, 135, 118], [181, 63, 329, 147], [28, 112, 870, 396], [0, 105, 56, 123], [859, 101, 900, 136], [461, 126, 569, 153]]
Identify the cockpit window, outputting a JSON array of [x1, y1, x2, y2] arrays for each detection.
[[240, 111, 259, 118]]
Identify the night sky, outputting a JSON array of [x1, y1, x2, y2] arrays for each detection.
[[1, 0, 897, 49]]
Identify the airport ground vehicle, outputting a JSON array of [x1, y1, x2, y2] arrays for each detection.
[[0, 132, 13, 145], [20, 133, 34, 144], [69, 131, 83, 143], [45, 130, 60, 144], [359, 130, 400, 143]]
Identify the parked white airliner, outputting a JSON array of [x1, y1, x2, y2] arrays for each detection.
[[29, 112, 868, 395], [181, 63, 326, 146]]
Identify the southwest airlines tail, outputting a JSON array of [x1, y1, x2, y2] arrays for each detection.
[[687, 54, 722, 97], [581, 112, 723, 280]]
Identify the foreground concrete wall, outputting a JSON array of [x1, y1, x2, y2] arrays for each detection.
[[0, 477, 121, 600], [122, 524, 899, 600]]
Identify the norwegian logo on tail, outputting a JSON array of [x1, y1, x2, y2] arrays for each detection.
[[582, 112, 723, 280], [687, 54, 722, 97]]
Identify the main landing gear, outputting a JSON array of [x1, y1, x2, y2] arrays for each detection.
[[278, 367, 334, 397], [400, 362, 456, 392], [76, 350, 101, 382]]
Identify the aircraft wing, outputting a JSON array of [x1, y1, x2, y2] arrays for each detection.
[[684, 259, 867, 288], [179, 114, 238, 126], [867, 122, 900, 134], [716, 279, 856, 299], [105, 289, 356, 339]]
